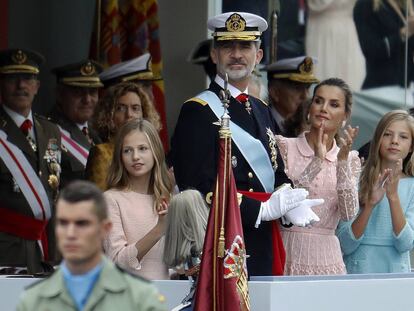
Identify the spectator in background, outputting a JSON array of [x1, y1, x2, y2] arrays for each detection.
[[85, 82, 160, 190], [306, 0, 365, 91], [248, 69, 268, 101], [338, 110, 414, 273], [187, 39, 216, 81], [0, 48, 61, 274], [283, 98, 311, 138], [49, 60, 103, 187], [17, 180, 167, 311], [354, 0, 414, 89], [103, 119, 172, 279], [265, 56, 319, 135]]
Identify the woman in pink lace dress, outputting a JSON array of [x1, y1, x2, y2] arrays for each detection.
[[276, 78, 360, 275], [103, 119, 172, 279]]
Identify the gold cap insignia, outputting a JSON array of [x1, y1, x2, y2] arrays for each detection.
[[80, 62, 96, 76], [299, 57, 313, 74], [11, 50, 27, 65], [226, 13, 246, 32]]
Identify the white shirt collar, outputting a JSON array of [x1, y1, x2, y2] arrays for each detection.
[[2, 105, 34, 128], [76, 122, 88, 130], [214, 75, 249, 99]]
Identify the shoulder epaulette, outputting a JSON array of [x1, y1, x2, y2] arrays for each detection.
[[34, 114, 53, 122], [115, 264, 151, 283], [184, 97, 208, 106], [46, 115, 58, 123], [256, 98, 269, 106]]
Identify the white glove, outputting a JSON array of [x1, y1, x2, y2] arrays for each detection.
[[282, 199, 323, 227], [260, 184, 309, 221]]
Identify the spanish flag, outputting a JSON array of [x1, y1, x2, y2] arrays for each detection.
[[91, 0, 169, 150], [194, 116, 250, 311]]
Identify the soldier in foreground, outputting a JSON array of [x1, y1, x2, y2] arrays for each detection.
[[17, 181, 167, 311]]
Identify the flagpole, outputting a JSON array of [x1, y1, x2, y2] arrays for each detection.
[[218, 73, 231, 259], [95, 0, 102, 61], [213, 181, 219, 311]]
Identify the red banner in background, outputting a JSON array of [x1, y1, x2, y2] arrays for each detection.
[[91, 0, 169, 150], [0, 0, 8, 49]]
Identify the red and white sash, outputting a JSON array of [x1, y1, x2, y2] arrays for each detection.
[[59, 126, 89, 167], [0, 130, 51, 220], [0, 129, 51, 259]]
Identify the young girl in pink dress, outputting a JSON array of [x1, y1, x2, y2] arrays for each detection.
[[276, 78, 360, 275], [103, 119, 172, 279]]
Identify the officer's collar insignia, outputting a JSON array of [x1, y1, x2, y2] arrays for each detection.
[[266, 128, 278, 171], [226, 13, 246, 32], [12, 50, 27, 65], [80, 62, 96, 76]]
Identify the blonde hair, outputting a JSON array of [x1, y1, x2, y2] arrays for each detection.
[[91, 82, 161, 141], [360, 110, 414, 204], [106, 119, 172, 207], [163, 190, 209, 267]]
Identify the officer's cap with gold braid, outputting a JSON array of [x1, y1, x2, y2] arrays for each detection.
[[52, 60, 104, 88], [0, 48, 45, 75], [208, 12, 268, 42], [99, 53, 161, 88], [265, 56, 319, 84]]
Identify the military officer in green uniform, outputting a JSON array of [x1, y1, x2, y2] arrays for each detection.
[[0, 48, 62, 274], [17, 180, 167, 311], [49, 60, 104, 187]]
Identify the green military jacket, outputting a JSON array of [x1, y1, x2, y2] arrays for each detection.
[[17, 256, 167, 311], [48, 107, 102, 188], [0, 107, 61, 273]]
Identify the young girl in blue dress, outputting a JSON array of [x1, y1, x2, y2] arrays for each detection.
[[337, 110, 414, 273]]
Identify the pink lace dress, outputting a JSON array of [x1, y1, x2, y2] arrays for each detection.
[[103, 189, 169, 280], [276, 133, 360, 275]]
